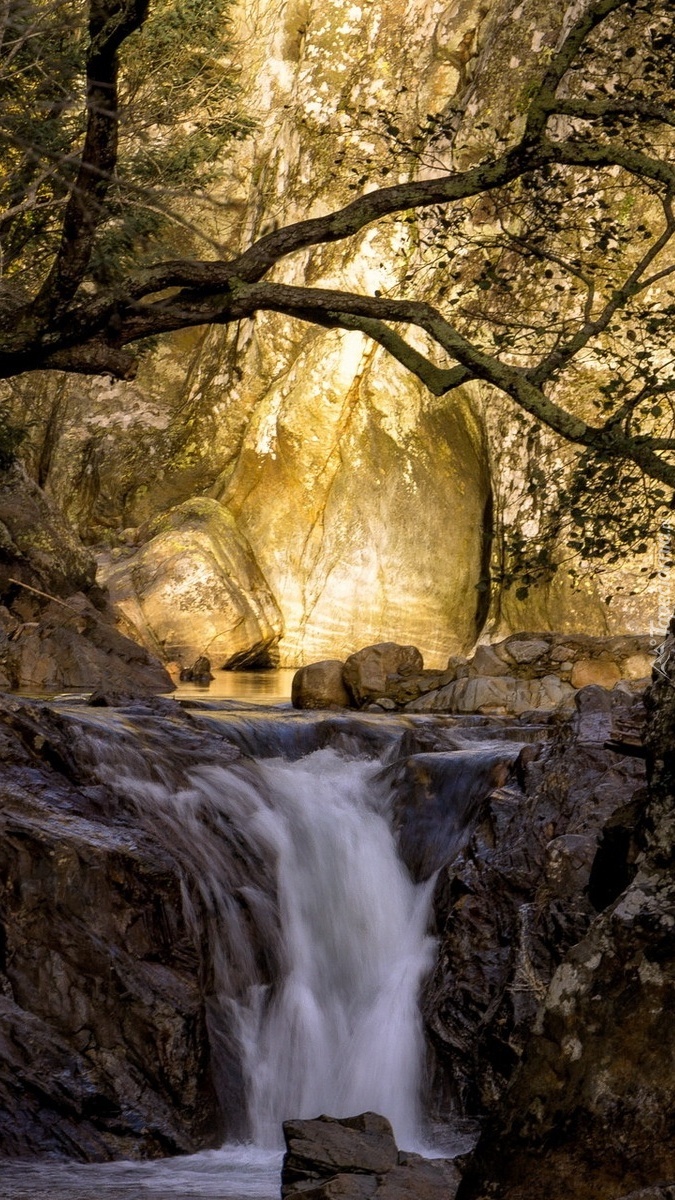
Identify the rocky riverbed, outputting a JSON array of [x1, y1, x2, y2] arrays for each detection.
[[291, 635, 656, 716], [0, 652, 672, 1198]]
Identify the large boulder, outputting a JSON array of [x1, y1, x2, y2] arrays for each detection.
[[292, 660, 351, 709], [0, 697, 223, 1158], [343, 643, 424, 707], [8, 593, 173, 693], [0, 462, 94, 600], [282, 1113, 460, 1200], [99, 498, 283, 671]]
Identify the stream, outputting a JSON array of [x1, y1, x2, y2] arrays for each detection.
[[0, 675, 529, 1199]]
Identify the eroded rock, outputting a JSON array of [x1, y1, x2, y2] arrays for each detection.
[[388, 748, 520, 881], [343, 643, 424, 707], [0, 467, 172, 694], [424, 691, 647, 1125], [282, 1113, 460, 1200], [453, 646, 675, 1200], [99, 498, 283, 671], [0, 697, 224, 1158], [292, 659, 351, 709]]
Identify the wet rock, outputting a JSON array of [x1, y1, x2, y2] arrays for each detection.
[[343, 643, 424, 707], [457, 863, 675, 1199], [283, 1113, 398, 1184], [9, 594, 173, 694], [453, 654, 673, 1200], [179, 655, 214, 684], [376, 1157, 462, 1200], [424, 696, 647, 1126], [87, 689, 137, 707], [282, 1113, 460, 1200], [389, 749, 519, 881], [0, 696, 227, 1159], [292, 660, 351, 709], [99, 498, 283, 672]]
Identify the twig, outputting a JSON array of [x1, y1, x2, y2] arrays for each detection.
[[8, 577, 83, 615]]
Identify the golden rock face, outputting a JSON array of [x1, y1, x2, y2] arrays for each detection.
[[8, 0, 675, 667], [218, 329, 491, 667], [99, 500, 283, 670]]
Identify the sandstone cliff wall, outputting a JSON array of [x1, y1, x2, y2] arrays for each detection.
[[4, 0, 674, 669]]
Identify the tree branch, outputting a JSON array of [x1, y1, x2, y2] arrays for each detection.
[[28, 0, 149, 323], [528, 189, 675, 385], [524, 0, 633, 139], [555, 97, 675, 127], [318, 312, 474, 396]]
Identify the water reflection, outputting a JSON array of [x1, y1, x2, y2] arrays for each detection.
[[170, 669, 297, 705]]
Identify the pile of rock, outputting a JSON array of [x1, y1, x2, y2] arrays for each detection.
[[0, 464, 172, 695], [282, 1112, 461, 1200], [292, 633, 658, 716]]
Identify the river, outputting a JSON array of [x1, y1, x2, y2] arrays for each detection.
[[1, 676, 487, 1199]]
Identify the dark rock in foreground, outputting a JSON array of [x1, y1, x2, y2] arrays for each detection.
[[454, 640, 675, 1200], [424, 685, 648, 1123], [0, 696, 227, 1159], [0, 463, 172, 694], [282, 1113, 461, 1200]]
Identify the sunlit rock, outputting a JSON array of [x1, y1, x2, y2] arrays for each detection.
[[219, 331, 490, 667], [99, 499, 283, 670], [570, 658, 622, 690], [291, 659, 351, 709], [343, 642, 424, 707]]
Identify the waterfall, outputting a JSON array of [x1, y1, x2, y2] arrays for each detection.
[[84, 722, 438, 1150], [0, 702, 525, 1199], [240, 749, 436, 1147]]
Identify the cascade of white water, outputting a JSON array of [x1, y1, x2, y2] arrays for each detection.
[[86, 728, 437, 1151], [239, 749, 437, 1148]]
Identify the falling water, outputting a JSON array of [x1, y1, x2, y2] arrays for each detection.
[[102, 739, 438, 1151], [239, 749, 437, 1147], [0, 714, 442, 1200]]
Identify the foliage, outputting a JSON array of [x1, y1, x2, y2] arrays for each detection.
[[0, 0, 251, 292], [1, 0, 675, 593]]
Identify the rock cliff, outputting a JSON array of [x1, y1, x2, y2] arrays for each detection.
[[455, 644, 675, 1199], [3, 0, 673, 670]]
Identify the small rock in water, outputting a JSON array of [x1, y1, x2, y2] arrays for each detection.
[[87, 689, 135, 707], [179, 655, 214, 684]]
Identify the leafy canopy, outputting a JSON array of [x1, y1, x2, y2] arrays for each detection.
[[1, 0, 675, 592]]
